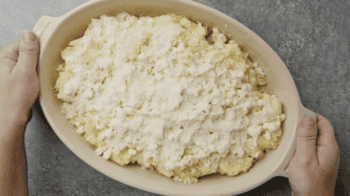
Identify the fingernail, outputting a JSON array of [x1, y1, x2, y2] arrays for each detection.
[[23, 31, 37, 42]]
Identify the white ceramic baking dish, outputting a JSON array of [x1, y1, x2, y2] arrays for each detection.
[[32, 0, 315, 195]]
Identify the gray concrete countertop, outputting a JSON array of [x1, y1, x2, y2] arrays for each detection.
[[1, 0, 349, 195]]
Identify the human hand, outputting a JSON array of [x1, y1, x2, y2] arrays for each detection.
[[288, 114, 340, 196], [0, 31, 40, 134]]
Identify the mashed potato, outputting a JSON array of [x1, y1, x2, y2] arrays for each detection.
[[55, 13, 286, 184]]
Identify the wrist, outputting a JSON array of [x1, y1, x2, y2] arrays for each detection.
[[0, 108, 30, 126], [0, 112, 28, 144]]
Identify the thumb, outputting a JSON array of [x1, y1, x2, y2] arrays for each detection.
[[14, 31, 40, 75], [295, 115, 318, 165]]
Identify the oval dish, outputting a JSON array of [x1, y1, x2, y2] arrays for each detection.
[[33, 0, 315, 195]]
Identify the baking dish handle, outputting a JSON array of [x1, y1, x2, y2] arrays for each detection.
[[33, 16, 53, 38], [33, 15, 62, 46], [276, 104, 316, 178]]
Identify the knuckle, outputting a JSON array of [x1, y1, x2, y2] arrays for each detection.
[[298, 134, 317, 142], [3, 50, 18, 61], [19, 46, 39, 55]]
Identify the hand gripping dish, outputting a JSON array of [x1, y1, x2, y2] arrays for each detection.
[[33, 0, 315, 195]]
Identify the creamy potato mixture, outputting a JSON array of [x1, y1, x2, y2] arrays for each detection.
[[55, 13, 286, 183]]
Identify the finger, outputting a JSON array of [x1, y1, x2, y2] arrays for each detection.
[[284, 145, 296, 170], [0, 40, 20, 74], [13, 31, 40, 76], [316, 114, 337, 146], [295, 115, 318, 164], [316, 114, 339, 166]]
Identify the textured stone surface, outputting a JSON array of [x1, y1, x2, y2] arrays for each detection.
[[1, 0, 349, 195]]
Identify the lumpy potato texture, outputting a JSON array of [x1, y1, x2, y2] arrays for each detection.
[[55, 13, 286, 184]]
